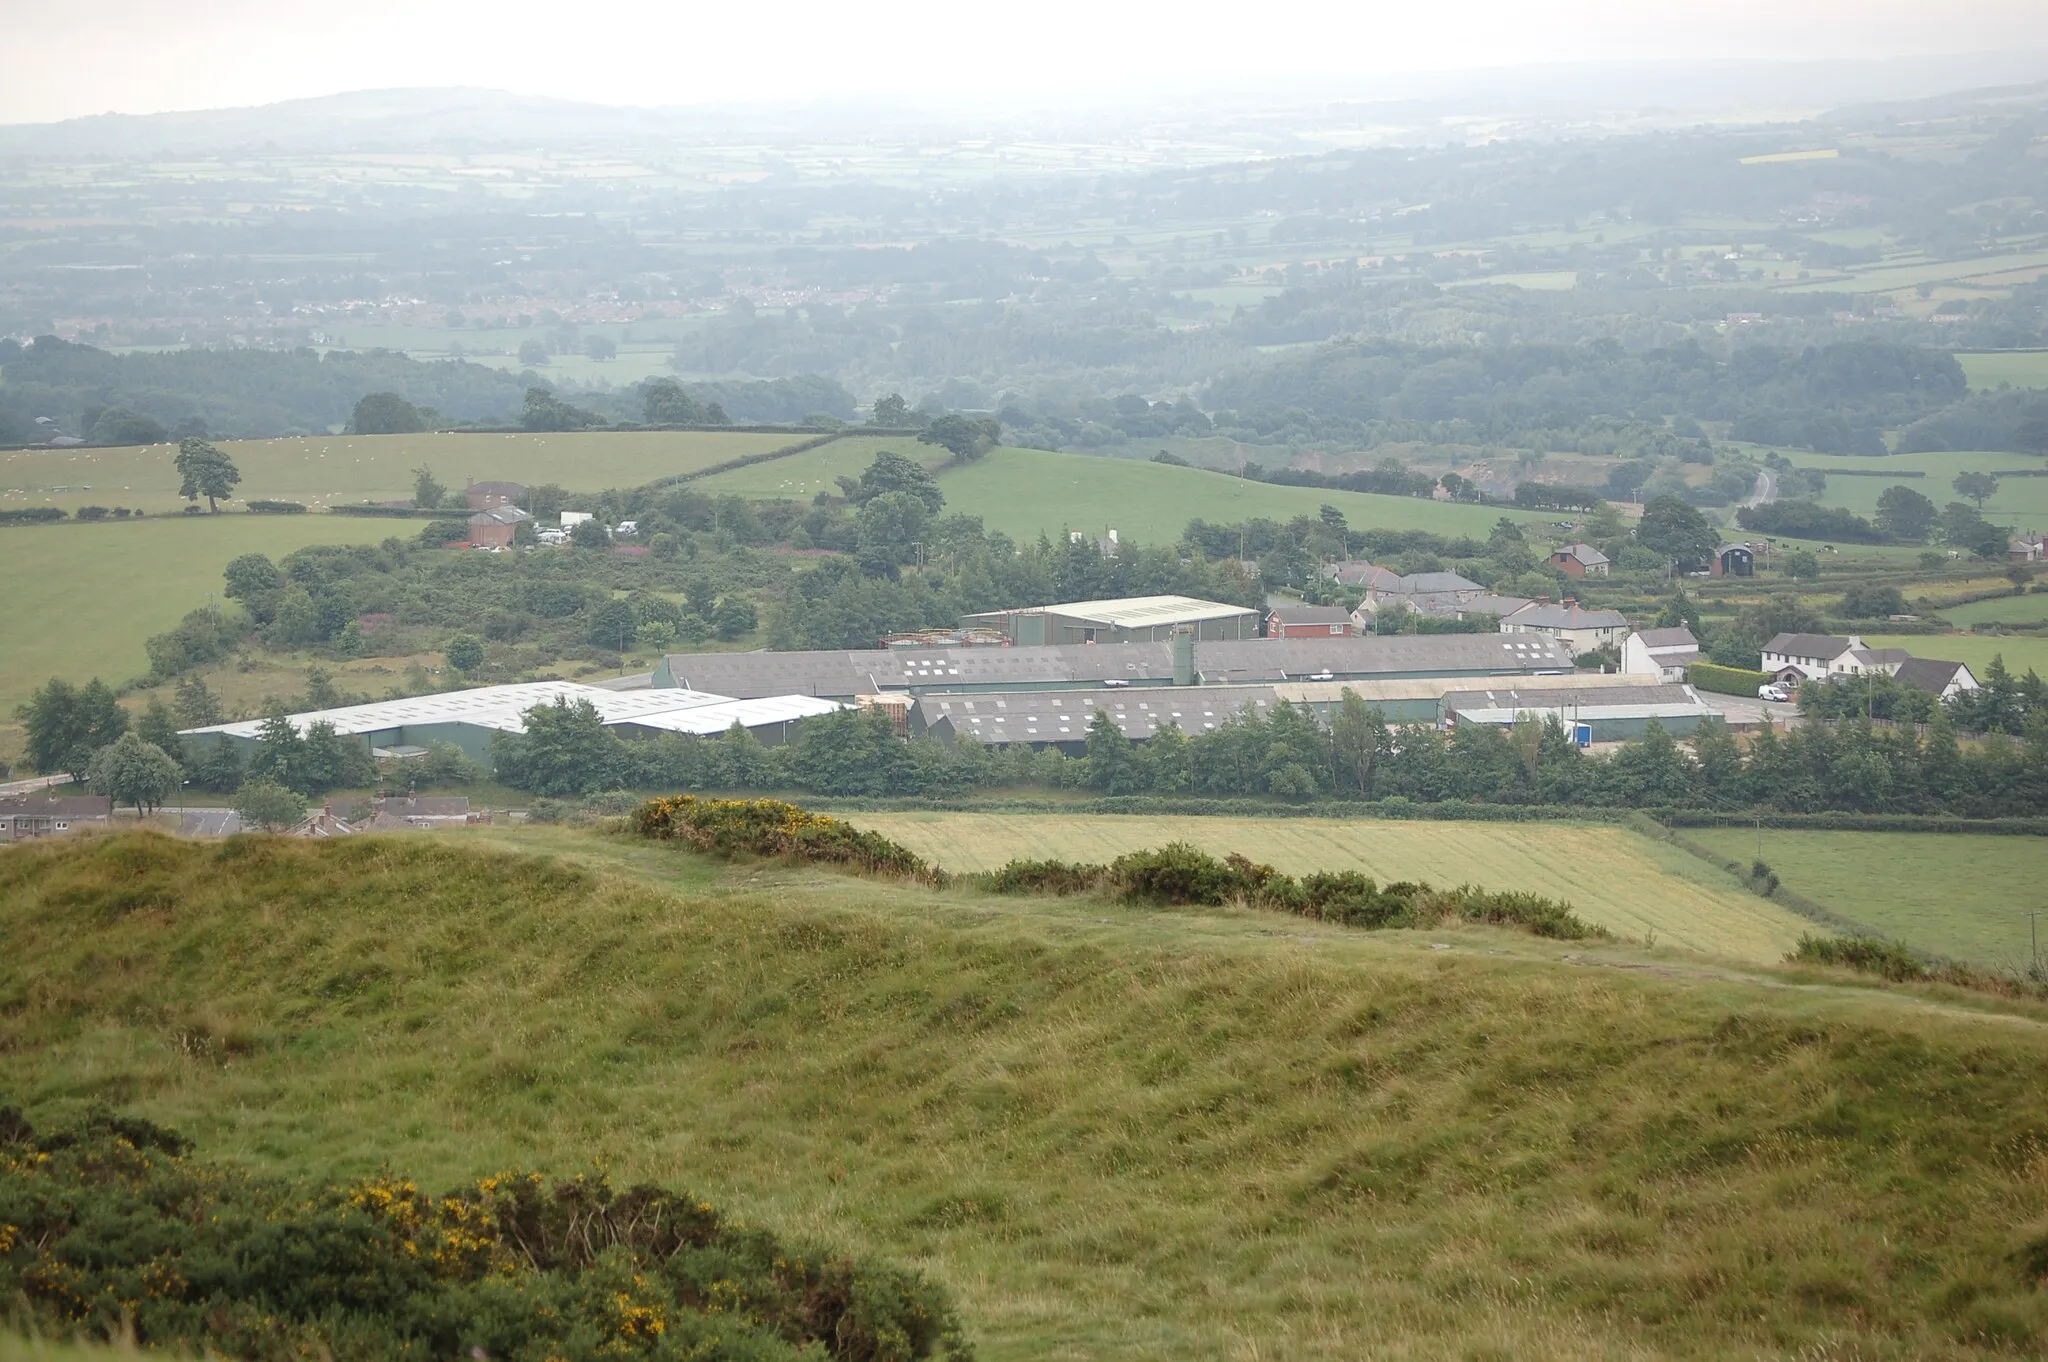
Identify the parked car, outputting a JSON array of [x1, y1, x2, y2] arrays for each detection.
[[1757, 684, 1789, 702]]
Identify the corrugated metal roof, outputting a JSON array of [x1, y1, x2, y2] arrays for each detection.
[[617, 695, 847, 734], [1037, 594, 1257, 627], [180, 682, 735, 740], [919, 687, 1279, 743]]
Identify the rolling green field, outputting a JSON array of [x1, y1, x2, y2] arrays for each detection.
[[692, 434, 952, 498], [1854, 632, 2048, 678], [0, 430, 797, 516], [1958, 351, 2048, 390], [0, 515, 416, 716], [932, 446, 1545, 543], [1782, 450, 2048, 527], [1942, 591, 2048, 625], [850, 811, 1808, 962], [5, 828, 2048, 1359], [1688, 829, 2047, 969]]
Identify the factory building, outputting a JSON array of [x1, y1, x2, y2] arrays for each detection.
[[179, 681, 843, 765], [1440, 684, 1721, 741], [960, 594, 1260, 644], [655, 632, 1578, 702]]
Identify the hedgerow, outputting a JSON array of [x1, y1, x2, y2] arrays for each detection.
[[0, 1104, 970, 1361], [1790, 933, 2048, 999], [1687, 661, 1772, 696], [631, 794, 942, 884]]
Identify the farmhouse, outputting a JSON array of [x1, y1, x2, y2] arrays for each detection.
[[2011, 532, 2045, 564], [467, 504, 533, 548], [961, 595, 1260, 644], [1501, 600, 1629, 654], [1323, 561, 1403, 590], [179, 681, 842, 766], [464, 479, 526, 510], [1547, 543, 1611, 578], [1622, 627, 1701, 683], [1265, 604, 1354, 638], [1761, 633, 1910, 686], [0, 795, 112, 843]]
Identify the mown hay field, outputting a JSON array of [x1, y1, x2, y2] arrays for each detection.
[[1688, 829, 2048, 969], [850, 811, 1809, 962], [0, 430, 796, 516], [929, 445, 1546, 543]]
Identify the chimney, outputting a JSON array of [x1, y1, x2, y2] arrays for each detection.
[[1171, 627, 1196, 686]]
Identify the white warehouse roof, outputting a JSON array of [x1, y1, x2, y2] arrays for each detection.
[[612, 694, 847, 735], [180, 681, 738, 741]]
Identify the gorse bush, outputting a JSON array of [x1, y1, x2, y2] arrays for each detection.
[[632, 795, 941, 883], [967, 841, 1607, 941], [0, 1104, 969, 1361]]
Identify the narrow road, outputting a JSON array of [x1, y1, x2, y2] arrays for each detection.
[[1743, 467, 1777, 509], [0, 774, 70, 799], [165, 806, 242, 836]]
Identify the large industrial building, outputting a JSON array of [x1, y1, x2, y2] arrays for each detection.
[[179, 681, 843, 764], [960, 595, 1261, 644], [655, 632, 1579, 701], [1441, 684, 1721, 741]]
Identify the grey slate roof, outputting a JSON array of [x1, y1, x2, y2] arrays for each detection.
[[1556, 543, 1611, 566], [1504, 602, 1629, 630], [1763, 633, 1851, 660], [916, 687, 1281, 744], [1633, 627, 1699, 650], [1397, 571, 1485, 594], [1894, 657, 1969, 693], [1267, 604, 1354, 626], [1442, 683, 1705, 712]]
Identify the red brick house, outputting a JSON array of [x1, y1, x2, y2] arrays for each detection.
[[1547, 543, 1611, 578], [465, 479, 527, 510], [467, 505, 533, 548], [1265, 604, 1355, 638]]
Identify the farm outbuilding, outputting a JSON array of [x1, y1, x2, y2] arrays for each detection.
[[1711, 544, 1755, 577], [1441, 684, 1721, 740]]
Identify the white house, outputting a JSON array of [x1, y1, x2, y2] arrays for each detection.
[[1621, 626, 1701, 683], [1501, 600, 1630, 655], [1760, 633, 1909, 686], [1893, 657, 1980, 700]]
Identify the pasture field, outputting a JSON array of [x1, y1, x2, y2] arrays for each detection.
[[1687, 829, 2048, 969], [0, 430, 797, 515], [1781, 450, 2048, 526], [0, 514, 396, 717], [933, 445, 1546, 543], [1958, 351, 2048, 390], [6, 829, 2048, 1360], [691, 434, 952, 499], [1942, 591, 2048, 625], [1780, 247, 2048, 295], [849, 810, 1809, 962], [1854, 632, 2048, 678]]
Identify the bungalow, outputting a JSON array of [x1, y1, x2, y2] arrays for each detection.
[[1547, 543, 1611, 578], [1621, 626, 1701, 682], [1710, 543, 1755, 578], [1501, 600, 1630, 655], [1266, 604, 1355, 638], [467, 504, 533, 549], [1893, 657, 1980, 700], [1760, 633, 1910, 686], [0, 795, 112, 843]]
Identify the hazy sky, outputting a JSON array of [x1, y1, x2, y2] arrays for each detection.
[[4, 0, 2046, 124]]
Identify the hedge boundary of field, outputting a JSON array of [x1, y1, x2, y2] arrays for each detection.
[[1687, 661, 1771, 696], [639, 430, 849, 493]]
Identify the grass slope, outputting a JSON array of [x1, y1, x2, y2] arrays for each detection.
[[0, 515, 402, 715], [1782, 449, 2048, 528], [1853, 633, 2048, 679], [932, 446, 1543, 543], [1688, 829, 2048, 969], [851, 811, 1809, 963], [1, 431, 796, 517], [1958, 351, 2048, 390], [1944, 592, 2048, 626], [7, 829, 2048, 1359]]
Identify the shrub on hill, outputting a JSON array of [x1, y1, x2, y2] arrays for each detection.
[[0, 1103, 968, 1361], [631, 794, 941, 883]]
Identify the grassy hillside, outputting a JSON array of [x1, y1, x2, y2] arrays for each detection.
[[1781, 450, 2048, 528], [0, 430, 796, 517], [693, 435, 952, 499], [1853, 633, 2048, 678], [5, 829, 2048, 1359], [852, 811, 1809, 962], [1688, 828, 2048, 969], [932, 446, 1545, 543]]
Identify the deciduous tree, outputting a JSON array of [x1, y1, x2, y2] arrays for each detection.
[[173, 437, 240, 512]]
